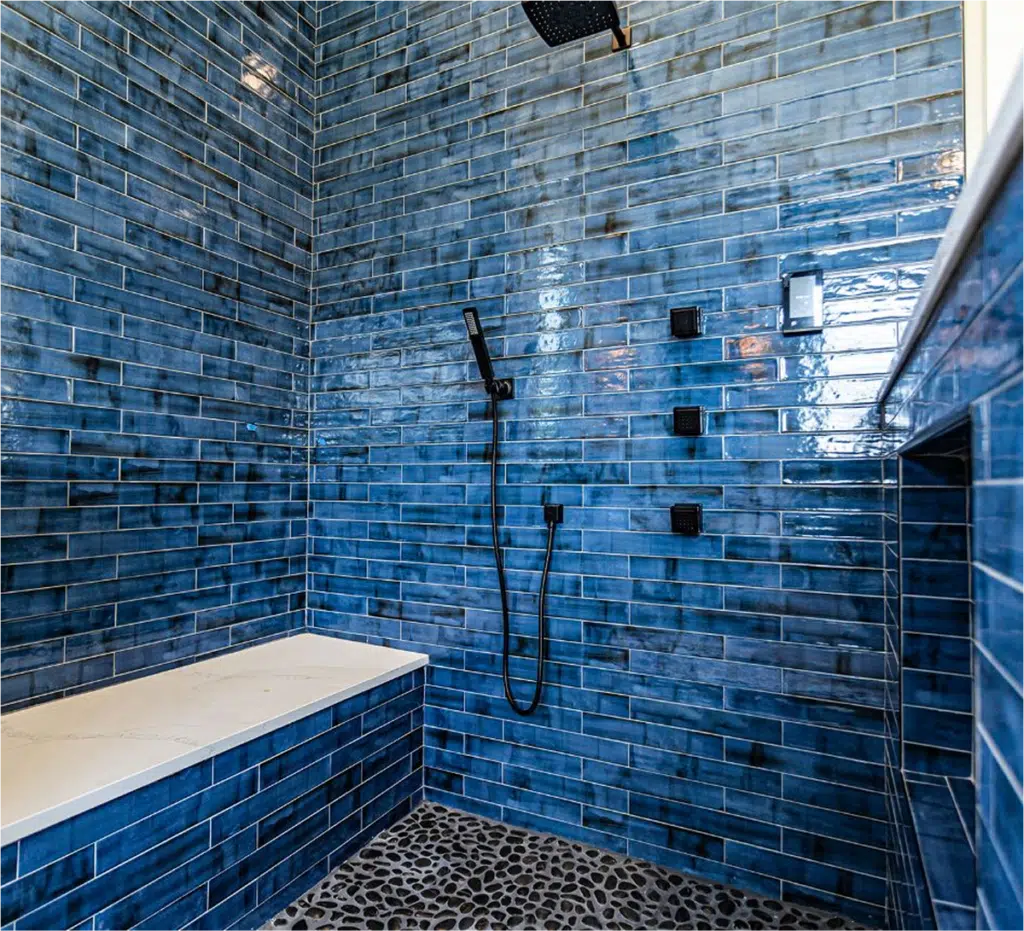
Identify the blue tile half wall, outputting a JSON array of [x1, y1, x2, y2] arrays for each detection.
[[307, 1, 963, 924], [882, 148, 1023, 931], [0, 1, 971, 926]]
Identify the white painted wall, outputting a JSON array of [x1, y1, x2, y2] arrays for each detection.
[[963, 0, 1024, 175]]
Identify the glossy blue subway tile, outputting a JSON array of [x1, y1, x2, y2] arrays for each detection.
[[16, 762, 212, 875], [907, 778, 976, 908], [2, 675, 421, 928], [0, 846, 94, 925], [1, 0, 314, 701], [879, 135, 1021, 925], [0, 842, 16, 885], [0, 0, 986, 924]]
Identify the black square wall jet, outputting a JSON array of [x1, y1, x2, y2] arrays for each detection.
[[671, 504, 702, 536], [673, 406, 703, 436], [671, 307, 702, 339]]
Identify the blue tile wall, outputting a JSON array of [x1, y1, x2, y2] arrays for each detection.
[[905, 772, 976, 929], [972, 378, 1024, 931], [881, 447, 926, 929], [2, 1, 982, 925], [0, 668, 424, 930], [884, 422, 975, 930], [884, 763, 935, 930], [900, 433, 972, 780], [883, 152, 1023, 930], [0, 1, 315, 708], [307, 1, 964, 923]]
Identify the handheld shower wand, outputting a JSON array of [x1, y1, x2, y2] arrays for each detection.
[[462, 308, 514, 400], [462, 307, 561, 716]]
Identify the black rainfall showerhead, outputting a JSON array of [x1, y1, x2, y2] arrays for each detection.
[[521, 1, 631, 50]]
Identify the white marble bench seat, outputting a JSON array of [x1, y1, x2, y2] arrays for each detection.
[[1, 635, 428, 846]]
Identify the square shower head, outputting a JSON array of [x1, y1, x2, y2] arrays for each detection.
[[521, 2, 630, 49]]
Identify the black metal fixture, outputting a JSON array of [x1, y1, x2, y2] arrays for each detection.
[[671, 306, 703, 339], [673, 406, 703, 437], [521, 1, 631, 51], [543, 503, 564, 524], [671, 504, 702, 536], [462, 307, 560, 716], [462, 308, 514, 399]]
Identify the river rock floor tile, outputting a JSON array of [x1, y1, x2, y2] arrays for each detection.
[[264, 802, 866, 930]]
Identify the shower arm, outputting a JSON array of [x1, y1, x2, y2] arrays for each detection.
[[610, 22, 631, 51]]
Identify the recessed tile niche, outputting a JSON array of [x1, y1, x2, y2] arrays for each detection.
[[895, 420, 976, 929]]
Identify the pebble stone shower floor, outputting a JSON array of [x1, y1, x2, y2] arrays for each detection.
[[264, 802, 865, 930]]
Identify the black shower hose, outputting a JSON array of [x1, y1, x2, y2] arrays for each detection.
[[490, 396, 556, 716]]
